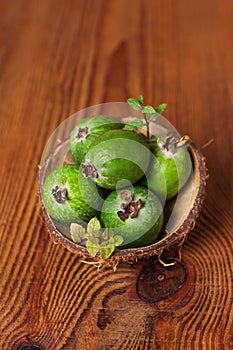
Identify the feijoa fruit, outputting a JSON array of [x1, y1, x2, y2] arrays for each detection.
[[81, 130, 150, 190], [100, 186, 164, 248], [141, 136, 192, 199], [42, 164, 104, 224]]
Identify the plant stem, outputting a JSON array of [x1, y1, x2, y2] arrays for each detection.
[[143, 113, 150, 140]]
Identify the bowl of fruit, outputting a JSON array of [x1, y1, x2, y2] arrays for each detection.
[[39, 96, 207, 266]]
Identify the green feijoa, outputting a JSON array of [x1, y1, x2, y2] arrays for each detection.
[[81, 130, 150, 190], [69, 115, 124, 165], [42, 164, 104, 224], [141, 135, 192, 199], [100, 186, 164, 248]]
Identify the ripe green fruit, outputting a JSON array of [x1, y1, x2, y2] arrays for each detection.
[[81, 130, 150, 190], [42, 164, 104, 224], [141, 136, 192, 199], [100, 186, 164, 248], [69, 115, 123, 165]]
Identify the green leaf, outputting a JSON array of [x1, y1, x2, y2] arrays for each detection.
[[127, 98, 142, 111], [155, 103, 167, 115], [109, 237, 115, 244], [102, 229, 110, 241], [83, 220, 123, 259], [88, 236, 100, 245], [105, 227, 114, 237], [146, 113, 159, 122], [100, 246, 115, 259], [114, 235, 124, 246], [70, 223, 87, 243], [123, 118, 145, 131], [87, 217, 101, 235], [86, 240, 99, 257], [138, 95, 144, 104], [141, 105, 156, 114]]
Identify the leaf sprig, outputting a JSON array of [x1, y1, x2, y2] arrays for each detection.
[[70, 217, 123, 259], [124, 95, 167, 139]]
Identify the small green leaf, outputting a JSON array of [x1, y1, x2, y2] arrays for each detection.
[[138, 95, 144, 104], [100, 246, 115, 259], [146, 113, 159, 122], [109, 237, 115, 244], [102, 229, 110, 241], [114, 235, 124, 246], [87, 217, 101, 235], [86, 240, 99, 257], [141, 105, 156, 114], [123, 118, 145, 131], [70, 223, 87, 243], [155, 103, 167, 115], [88, 236, 100, 245], [105, 227, 114, 238], [83, 220, 123, 259], [127, 98, 142, 111]]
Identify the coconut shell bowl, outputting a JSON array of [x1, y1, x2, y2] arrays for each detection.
[[39, 102, 208, 267]]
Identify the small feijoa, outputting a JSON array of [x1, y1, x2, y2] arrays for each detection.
[[81, 129, 151, 190], [42, 164, 104, 224], [101, 186, 164, 248], [141, 135, 192, 199]]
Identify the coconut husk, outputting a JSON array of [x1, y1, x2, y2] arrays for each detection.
[[39, 139, 207, 267]]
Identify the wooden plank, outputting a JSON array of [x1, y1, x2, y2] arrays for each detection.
[[0, 0, 232, 349]]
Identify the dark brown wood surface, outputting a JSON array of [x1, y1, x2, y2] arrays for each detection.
[[0, 1, 232, 349]]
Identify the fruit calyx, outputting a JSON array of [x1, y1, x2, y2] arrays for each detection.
[[75, 126, 89, 141], [81, 160, 99, 179], [52, 185, 68, 203], [157, 135, 190, 153], [117, 190, 142, 222]]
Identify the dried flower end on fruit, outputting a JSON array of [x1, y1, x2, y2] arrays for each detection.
[[117, 190, 142, 221], [51, 185, 67, 204], [81, 161, 99, 179], [75, 126, 89, 141]]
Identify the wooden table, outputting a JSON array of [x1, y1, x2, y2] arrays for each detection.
[[1, 1, 232, 349]]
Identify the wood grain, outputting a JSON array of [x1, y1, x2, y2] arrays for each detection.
[[0, 0, 232, 349]]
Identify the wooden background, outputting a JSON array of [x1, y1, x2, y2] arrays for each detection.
[[0, 0, 232, 349]]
